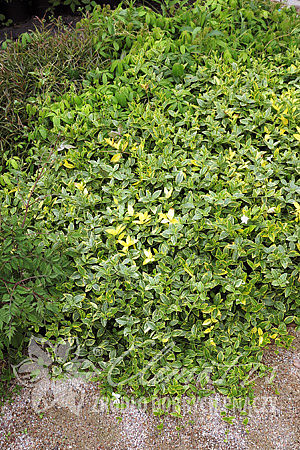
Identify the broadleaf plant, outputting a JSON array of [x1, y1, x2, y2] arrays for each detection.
[[0, 0, 299, 412]]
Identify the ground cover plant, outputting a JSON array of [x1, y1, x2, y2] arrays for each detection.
[[0, 0, 299, 416]]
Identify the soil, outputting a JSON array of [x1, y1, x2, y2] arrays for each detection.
[[0, 15, 81, 43], [0, 329, 299, 449]]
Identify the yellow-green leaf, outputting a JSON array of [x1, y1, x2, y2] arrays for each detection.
[[63, 161, 75, 169], [105, 224, 126, 236], [203, 319, 212, 326], [111, 153, 122, 163]]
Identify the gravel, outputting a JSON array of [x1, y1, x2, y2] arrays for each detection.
[[0, 329, 299, 449]]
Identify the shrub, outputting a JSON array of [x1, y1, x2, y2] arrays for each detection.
[[0, 144, 71, 359], [0, 0, 299, 410], [0, 5, 133, 165]]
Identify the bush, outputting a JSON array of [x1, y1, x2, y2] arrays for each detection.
[[0, 6, 127, 165], [0, 0, 299, 409], [0, 145, 71, 358]]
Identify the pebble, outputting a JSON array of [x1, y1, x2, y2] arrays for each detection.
[[293, 357, 300, 369], [1, 331, 300, 449]]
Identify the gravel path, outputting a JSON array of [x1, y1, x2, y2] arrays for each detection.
[[0, 330, 299, 449]]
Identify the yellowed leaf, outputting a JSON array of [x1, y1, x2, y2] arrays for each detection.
[[111, 153, 122, 163], [203, 319, 212, 326], [105, 137, 121, 150], [203, 326, 214, 334], [105, 224, 126, 236], [63, 161, 75, 169]]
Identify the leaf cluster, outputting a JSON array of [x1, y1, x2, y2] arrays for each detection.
[[0, 0, 299, 408]]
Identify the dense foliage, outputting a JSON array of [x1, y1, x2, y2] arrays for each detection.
[[1, 0, 299, 412]]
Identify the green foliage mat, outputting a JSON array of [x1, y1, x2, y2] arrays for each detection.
[[0, 0, 299, 411]]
